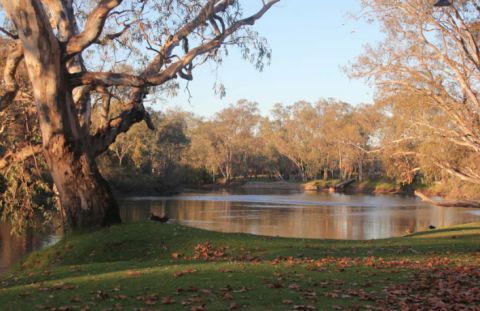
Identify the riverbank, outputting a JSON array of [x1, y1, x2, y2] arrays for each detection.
[[241, 179, 403, 195], [1, 223, 479, 310]]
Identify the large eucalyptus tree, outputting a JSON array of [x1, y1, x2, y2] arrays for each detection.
[[352, 0, 480, 186], [0, 0, 278, 229]]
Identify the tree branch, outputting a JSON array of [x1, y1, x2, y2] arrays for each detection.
[[145, 0, 279, 85], [143, 0, 233, 78], [0, 145, 42, 170], [95, 24, 130, 45], [91, 90, 152, 156], [89, 0, 278, 155], [0, 41, 24, 112], [70, 71, 146, 87], [0, 26, 18, 39], [434, 161, 480, 185], [65, 0, 122, 58]]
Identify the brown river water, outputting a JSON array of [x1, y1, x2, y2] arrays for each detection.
[[2, 189, 480, 274]]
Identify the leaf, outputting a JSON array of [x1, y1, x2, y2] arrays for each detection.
[[161, 296, 175, 305], [288, 283, 301, 290], [223, 292, 234, 300], [174, 269, 197, 277], [233, 286, 248, 293], [126, 270, 142, 277], [292, 305, 316, 311], [266, 282, 283, 289]]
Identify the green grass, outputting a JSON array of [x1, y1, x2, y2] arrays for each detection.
[[304, 179, 340, 190], [355, 178, 400, 194], [1, 223, 479, 310]]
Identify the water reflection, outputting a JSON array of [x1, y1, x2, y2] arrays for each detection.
[[120, 191, 480, 240], [0, 223, 60, 274]]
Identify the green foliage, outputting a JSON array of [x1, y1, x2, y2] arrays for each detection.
[[0, 163, 56, 235], [0, 47, 56, 233]]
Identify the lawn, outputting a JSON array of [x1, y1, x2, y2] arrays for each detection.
[[1, 222, 479, 310]]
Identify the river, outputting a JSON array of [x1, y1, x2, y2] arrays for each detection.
[[2, 189, 480, 274]]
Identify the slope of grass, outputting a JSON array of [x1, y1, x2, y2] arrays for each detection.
[[303, 179, 341, 191], [355, 179, 401, 194], [1, 223, 479, 310]]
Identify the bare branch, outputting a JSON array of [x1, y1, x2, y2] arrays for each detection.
[[91, 91, 152, 156], [0, 26, 18, 39], [434, 161, 480, 185], [0, 41, 24, 112], [143, 0, 234, 78], [70, 71, 146, 87], [96, 24, 130, 45], [145, 0, 279, 86], [0, 145, 42, 170], [65, 0, 122, 58]]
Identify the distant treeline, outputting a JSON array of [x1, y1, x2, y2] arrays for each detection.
[[96, 98, 479, 200]]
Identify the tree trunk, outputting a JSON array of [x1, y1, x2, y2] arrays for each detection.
[[301, 167, 307, 182], [358, 159, 364, 182], [44, 142, 121, 228], [118, 154, 124, 167], [3, 0, 121, 230]]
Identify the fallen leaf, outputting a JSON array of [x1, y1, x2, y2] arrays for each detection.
[[174, 269, 197, 277], [288, 283, 301, 290], [126, 270, 142, 277], [161, 296, 175, 305]]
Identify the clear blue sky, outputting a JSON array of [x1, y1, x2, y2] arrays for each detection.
[[157, 0, 383, 117]]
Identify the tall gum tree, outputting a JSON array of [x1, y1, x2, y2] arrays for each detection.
[[0, 0, 278, 229], [351, 0, 480, 185]]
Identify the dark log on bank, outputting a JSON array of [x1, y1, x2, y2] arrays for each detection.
[[414, 191, 480, 208]]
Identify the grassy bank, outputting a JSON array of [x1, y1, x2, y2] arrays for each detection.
[[303, 178, 401, 194], [303, 179, 340, 191], [352, 179, 401, 194], [1, 223, 479, 310]]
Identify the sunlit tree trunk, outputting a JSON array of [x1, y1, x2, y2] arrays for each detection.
[[3, 0, 121, 228]]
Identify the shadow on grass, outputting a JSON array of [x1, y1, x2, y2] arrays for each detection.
[[407, 226, 480, 238]]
